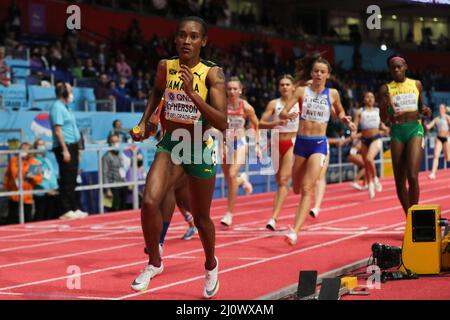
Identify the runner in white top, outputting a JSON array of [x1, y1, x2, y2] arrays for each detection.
[[353, 91, 389, 199], [280, 55, 356, 245], [220, 76, 259, 227], [425, 103, 450, 180], [259, 75, 299, 230]]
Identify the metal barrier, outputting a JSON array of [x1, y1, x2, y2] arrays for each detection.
[[0, 143, 153, 223], [29, 98, 116, 112], [0, 135, 447, 224]]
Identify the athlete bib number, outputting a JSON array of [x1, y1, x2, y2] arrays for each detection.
[[392, 93, 417, 113], [228, 116, 245, 130]]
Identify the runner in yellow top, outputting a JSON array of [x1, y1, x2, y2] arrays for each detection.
[[379, 55, 431, 214], [129, 16, 227, 299]]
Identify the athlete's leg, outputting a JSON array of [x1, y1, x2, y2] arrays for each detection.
[[175, 175, 195, 225], [222, 163, 240, 213], [292, 154, 324, 233], [141, 152, 184, 266], [347, 153, 365, 168], [444, 141, 450, 161], [312, 153, 329, 212], [361, 144, 371, 185], [188, 174, 217, 270], [223, 144, 246, 214], [405, 137, 424, 211], [348, 153, 366, 187], [390, 141, 409, 214], [271, 147, 294, 221], [292, 155, 307, 195], [159, 185, 176, 245], [430, 138, 442, 179]]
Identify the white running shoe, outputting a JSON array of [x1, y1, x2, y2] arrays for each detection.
[[284, 228, 298, 246], [203, 256, 219, 299], [374, 177, 383, 192], [266, 218, 276, 231], [240, 173, 253, 195], [309, 208, 320, 218], [368, 182, 375, 199], [131, 263, 164, 291], [428, 173, 436, 180], [74, 209, 88, 218], [350, 182, 365, 191], [59, 210, 78, 220], [220, 212, 232, 226]]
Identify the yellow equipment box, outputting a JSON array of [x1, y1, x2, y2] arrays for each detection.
[[441, 235, 450, 271], [341, 277, 358, 290], [401, 204, 441, 275]]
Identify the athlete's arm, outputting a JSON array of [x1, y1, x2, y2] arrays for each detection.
[[259, 100, 284, 129], [180, 65, 227, 131], [380, 121, 390, 135], [244, 101, 259, 130], [331, 89, 356, 132], [280, 87, 303, 120], [425, 117, 438, 130], [416, 80, 432, 118], [378, 84, 390, 125], [244, 101, 260, 147], [131, 59, 166, 141], [354, 110, 361, 133]]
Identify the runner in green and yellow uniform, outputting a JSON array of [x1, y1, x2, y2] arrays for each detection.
[[379, 55, 432, 215], [129, 16, 227, 298]]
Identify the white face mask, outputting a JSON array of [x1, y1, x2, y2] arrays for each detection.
[[37, 145, 46, 153], [19, 151, 28, 158], [68, 93, 74, 103]]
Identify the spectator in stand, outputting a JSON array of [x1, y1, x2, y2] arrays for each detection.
[[97, 43, 107, 73], [4, 142, 42, 224], [125, 152, 146, 209], [129, 69, 146, 98], [33, 138, 60, 221], [102, 133, 128, 212], [82, 58, 99, 78], [94, 73, 115, 111], [108, 119, 130, 143], [0, 47, 11, 86], [4, 31, 19, 48], [49, 82, 88, 220], [116, 53, 132, 79], [38, 46, 50, 70], [48, 44, 64, 70], [116, 76, 130, 97], [71, 58, 83, 79]]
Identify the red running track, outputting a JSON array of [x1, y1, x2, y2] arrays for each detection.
[[0, 170, 449, 300]]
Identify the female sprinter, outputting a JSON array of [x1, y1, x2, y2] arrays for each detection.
[[379, 55, 431, 215], [259, 74, 299, 230], [425, 103, 450, 180], [220, 76, 259, 227], [130, 16, 226, 298], [280, 56, 356, 245], [353, 91, 389, 198]]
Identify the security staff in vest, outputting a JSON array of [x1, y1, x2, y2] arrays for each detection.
[[50, 82, 87, 220]]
